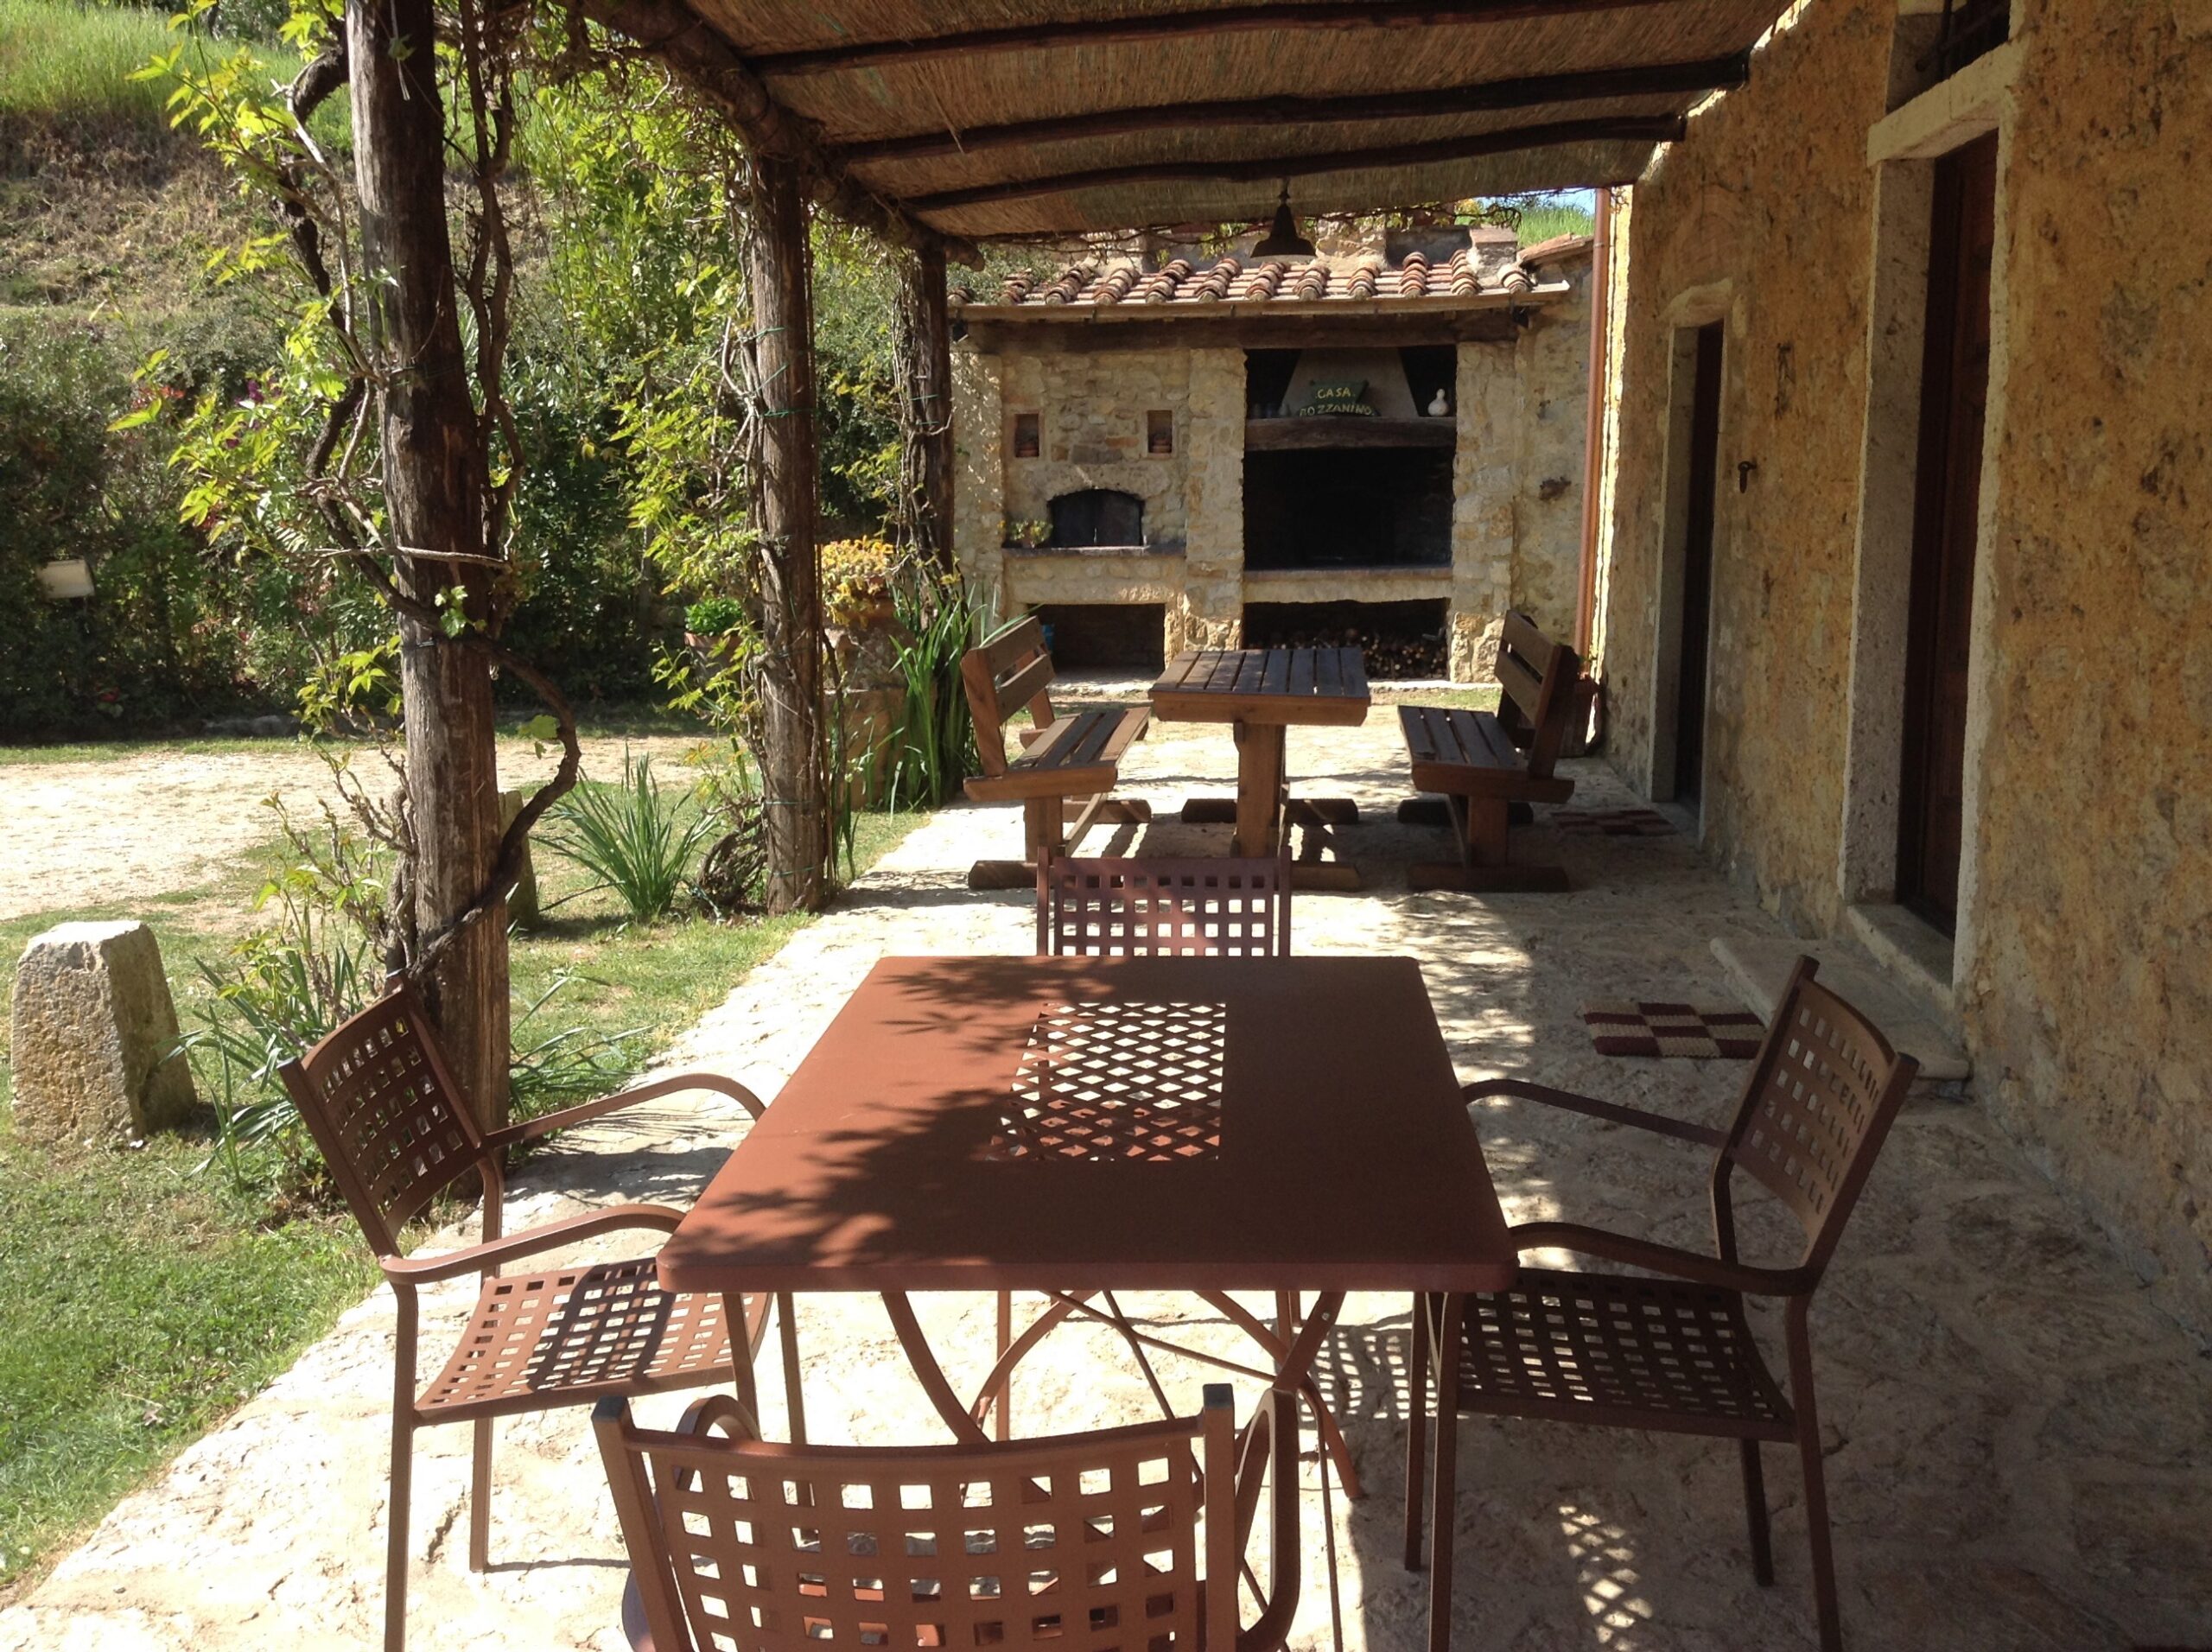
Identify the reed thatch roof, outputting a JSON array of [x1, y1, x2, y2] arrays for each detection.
[[621, 1, 1791, 245]]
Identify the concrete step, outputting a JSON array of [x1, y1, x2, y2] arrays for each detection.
[[1709, 935, 1971, 1085]]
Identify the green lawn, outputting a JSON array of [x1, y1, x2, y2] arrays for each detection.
[[0, 787, 925, 1596]]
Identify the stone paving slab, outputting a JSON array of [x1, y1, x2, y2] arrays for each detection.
[[5, 715, 2209, 1651]]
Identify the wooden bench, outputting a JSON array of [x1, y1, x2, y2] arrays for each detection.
[[960, 615, 1152, 890], [1395, 610, 1584, 892]]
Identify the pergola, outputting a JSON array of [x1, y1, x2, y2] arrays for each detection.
[[586, 0, 1792, 855], [353, 0, 1801, 1115]]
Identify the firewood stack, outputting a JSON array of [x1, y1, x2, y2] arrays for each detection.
[[1247, 621, 1446, 680]]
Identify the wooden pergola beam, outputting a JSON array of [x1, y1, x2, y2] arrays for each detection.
[[838, 55, 1745, 163], [753, 0, 1703, 78], [906, 116, 1687, 214], [571, 0, 979, 264]]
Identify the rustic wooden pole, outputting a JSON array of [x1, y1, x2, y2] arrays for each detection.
[[894, 238, 957, 575], [745, 152, 829, 914], [348, 0, 509, 1121]]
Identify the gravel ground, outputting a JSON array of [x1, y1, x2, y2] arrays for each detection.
[[0, 736, 701, 921], [4, 713, 2207, 1651]]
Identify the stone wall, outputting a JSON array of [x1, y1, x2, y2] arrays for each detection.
[[954, 259, 1593, 679], [1596, 0, 2212, 1330], [1512, 263, 1594, 642], [997, 349, 1193, 551]]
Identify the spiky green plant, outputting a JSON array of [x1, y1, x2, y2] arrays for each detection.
[[543, 753, 715, 922]]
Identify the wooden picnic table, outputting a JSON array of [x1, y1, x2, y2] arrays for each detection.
[[658, 953, 1514, 1523], [1148, 646, 1373, 886]]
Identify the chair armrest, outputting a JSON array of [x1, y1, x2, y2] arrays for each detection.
[[483, 1071, 767, 1153], [1510, 1220, 1814, 1297], [380, 1203, 686, 1285], [1463, 1077, 1728, 1148]]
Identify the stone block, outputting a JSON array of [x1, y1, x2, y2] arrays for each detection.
[[497, 789, 542, 928], [10, 920, 196, 1147]]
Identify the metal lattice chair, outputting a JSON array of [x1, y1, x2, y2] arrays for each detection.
[[1036, 848, 1294, 956], [1404, 956, 1918, 1652], [594, 1382, 1303, 1652], [277, 982, 797, 1652]]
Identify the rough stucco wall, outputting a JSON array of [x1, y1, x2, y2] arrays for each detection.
[[1599, 0, 2212, 1329], [1512, 263, 1592, 642], [1963, 0, 2212, 1327], [1599, 0, 1890, 929]]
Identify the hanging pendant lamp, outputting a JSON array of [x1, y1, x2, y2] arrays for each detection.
[[1253, 181, 1316, 260]]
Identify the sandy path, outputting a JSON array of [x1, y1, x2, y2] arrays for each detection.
[[0, 735, 702, 922]]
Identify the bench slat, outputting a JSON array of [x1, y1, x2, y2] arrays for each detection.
[[995, 652, 1056, 721], [1496, 648, 1544, 722], [1398, 703, 1575, 804]]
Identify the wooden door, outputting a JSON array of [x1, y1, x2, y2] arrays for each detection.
[[1897, 132, 1998, 932], [1674, 321, 1726, 804]]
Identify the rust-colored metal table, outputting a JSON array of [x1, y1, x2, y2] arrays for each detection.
[[1149, 646, 1372, 887], [660, 954, 1511, 1497]]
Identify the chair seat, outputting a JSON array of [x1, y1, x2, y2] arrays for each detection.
[[416, 1257, 745, 1423], [1449, 1268, 1795, 1440]]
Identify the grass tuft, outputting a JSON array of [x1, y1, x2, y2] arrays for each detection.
[[0, 0, 178, 142]]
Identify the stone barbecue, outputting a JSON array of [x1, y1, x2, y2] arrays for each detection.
[[950, 225, 1596, 681]]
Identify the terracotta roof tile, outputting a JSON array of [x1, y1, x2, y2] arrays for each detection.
[[955, 239, 1588, 316]]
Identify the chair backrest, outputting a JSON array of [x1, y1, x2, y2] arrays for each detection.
[[1038, 850, 1293, 957], [595, 1388, 1243, 1652], [276, 983, 491, 1257], [1713, 956, 1919, 1280], [961, 614, 1058, 778], [1490, 610, 1583, 780]]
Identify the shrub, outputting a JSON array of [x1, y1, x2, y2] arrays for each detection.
[[189, 794, 645, 1199], [684, 596, 746, 638], [0, 318, 284, 735], [874, 573, 981, 810], [543, 753, 715, 923]]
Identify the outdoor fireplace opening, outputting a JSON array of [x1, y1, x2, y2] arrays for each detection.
[[1031, 603, 1166, 675], [1243, 448, 1452, 570], [1243, 599, 1447, 680], [1047, 488, 1145, 550]]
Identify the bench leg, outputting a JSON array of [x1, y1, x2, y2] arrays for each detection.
[[967, 796, 1065, 890], [1398, 796, 1532, 828], [968, 793, 1151, 890], [1408, 795, 1570, 893]]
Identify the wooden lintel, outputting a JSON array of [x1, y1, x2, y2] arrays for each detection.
[[906, 117, 1685, 214], [572, 0, 980, 265], [754, 0, 1705, 78], [838, 55, 1746, 163], [1244, 417, 1457, 451]]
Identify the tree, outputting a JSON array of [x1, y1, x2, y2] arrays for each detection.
[[156, 0, 580, 1121]]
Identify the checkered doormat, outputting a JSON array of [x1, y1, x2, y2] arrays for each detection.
[[1581, 1001, 1765, 1059], [1550, 808, 1675, 836]]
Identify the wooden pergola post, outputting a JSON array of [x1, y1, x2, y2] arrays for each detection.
[[895, 237, 957, 575], [745, 152, 828, 914], [348, 0, 508, 1121]]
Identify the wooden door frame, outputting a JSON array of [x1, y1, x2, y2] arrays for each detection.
[[1648, 287, 1733, 816]]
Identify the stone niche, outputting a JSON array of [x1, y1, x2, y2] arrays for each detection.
[[10, 919, 197, 1147]]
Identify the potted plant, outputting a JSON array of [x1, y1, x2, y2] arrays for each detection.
[[683, 596, 747, 661], [822, 536, 900, 630], [1002, 517, 1051, 550]]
